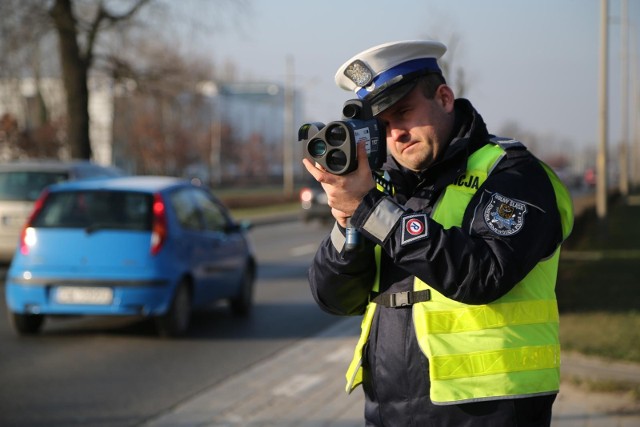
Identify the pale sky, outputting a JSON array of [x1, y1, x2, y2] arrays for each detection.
[[177, 0, 639, 157]]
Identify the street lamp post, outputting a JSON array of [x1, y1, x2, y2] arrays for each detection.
[[596, 0, 609, 221]]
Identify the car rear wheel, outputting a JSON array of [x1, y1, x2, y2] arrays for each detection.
[[9, 312, 45, 335], [155, 280, 191, 338], [230, 264, 254, 317]]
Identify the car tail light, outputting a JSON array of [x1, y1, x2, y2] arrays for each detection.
[[300, 187, 314, 209], [150, 193, 168, 255], [300, 188, 313, 202], [20, 189, 50, 255]]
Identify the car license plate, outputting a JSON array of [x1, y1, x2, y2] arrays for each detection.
[[55, 286, 113, 305]]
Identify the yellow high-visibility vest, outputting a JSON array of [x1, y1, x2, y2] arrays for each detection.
[[345, 141, 574, 405]]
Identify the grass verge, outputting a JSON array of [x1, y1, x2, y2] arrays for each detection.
[[558, 193, 640, 363], [557, 193, 640, 396], [566, 376, 640, 400]]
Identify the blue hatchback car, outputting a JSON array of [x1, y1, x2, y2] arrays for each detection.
[[5, 176, 256, 337]]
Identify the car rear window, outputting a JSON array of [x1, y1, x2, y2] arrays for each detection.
[[31, 190, 152, 231], [0, 171, 69, 201]]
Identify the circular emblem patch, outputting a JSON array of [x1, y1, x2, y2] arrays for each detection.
[[483, 193, 527, 236], [406, 218, 425, 236], [401, 214, 429, 246]]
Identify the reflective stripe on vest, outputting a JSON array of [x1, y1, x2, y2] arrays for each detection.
[[345, 142, 574, 404], [344, 178, 388, 393], [344, 245, 381, 392]]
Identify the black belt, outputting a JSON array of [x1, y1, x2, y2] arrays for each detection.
[[370, 290, 431, 308]]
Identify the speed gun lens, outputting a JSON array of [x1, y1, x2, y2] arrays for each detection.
[[308, 139, 327, 157], [326, 150, 347, 172], [326, 124, 348, 146]]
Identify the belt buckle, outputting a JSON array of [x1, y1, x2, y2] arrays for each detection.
[[390, 291, 411, 308]]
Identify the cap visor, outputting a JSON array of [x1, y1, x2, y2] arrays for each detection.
[[370, 80, 417, 115]]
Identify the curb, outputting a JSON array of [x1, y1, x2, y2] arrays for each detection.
[[561, 351, 640, 385]]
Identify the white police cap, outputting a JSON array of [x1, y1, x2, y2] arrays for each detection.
[[335, 40, 447, 115]]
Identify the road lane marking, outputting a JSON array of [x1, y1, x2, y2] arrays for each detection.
[[324, 345, 354, 363], [272, 374, 324, 396]]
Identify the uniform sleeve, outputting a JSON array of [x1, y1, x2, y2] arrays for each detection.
[[308, 223, 377, 316], [350, 154, 565, 304]]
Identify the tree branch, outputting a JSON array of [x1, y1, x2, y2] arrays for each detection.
[[85, 0, 152, 64]]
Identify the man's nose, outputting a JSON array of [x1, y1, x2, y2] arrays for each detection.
[[390, 128, 410, 143]]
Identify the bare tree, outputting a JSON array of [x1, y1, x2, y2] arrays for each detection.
[[49, 0, 151, 159], [0, 0, 151, 159], [1, 0, 248, 162], [110, 40, 221, 175]]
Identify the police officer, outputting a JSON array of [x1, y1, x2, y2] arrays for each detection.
[[302, 40, 574, 426]]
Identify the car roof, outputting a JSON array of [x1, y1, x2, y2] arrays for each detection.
[[46, 175, 193, 193]]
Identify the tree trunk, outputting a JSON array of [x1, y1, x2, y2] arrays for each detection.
[[50, 0, 92, 160]]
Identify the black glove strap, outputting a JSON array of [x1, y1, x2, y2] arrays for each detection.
[[370, 290, 431, 308]]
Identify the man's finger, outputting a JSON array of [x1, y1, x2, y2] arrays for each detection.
[[302, 158, 323, 180], [357, 141, 371, 171], [302, 158, 335, 185]]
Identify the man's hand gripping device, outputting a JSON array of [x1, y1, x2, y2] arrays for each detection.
[[298, 99, 386, 251]]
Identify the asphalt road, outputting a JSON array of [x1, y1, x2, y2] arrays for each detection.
[[0, 219, 335, 427]]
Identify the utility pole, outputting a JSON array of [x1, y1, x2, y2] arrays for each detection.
[[634, 51, 640, 189], [283, 56, 295, 197], [206, 82, 222, 187], [210, 103, 222, 186], [619, 0, 630, 196], [596, 0, 609, 220], [631, 15, 640, 190]]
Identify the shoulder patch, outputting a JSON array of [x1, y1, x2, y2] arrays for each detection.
[[490, 136, 525, 150], [401, 214, 429, 245], [483, 193, 527, 236]]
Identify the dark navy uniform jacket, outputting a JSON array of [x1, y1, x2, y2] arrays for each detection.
[[308, 99, 564, 426]]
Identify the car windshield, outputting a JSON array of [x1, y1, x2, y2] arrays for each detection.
[[32, 190, 153, 232], [0, 171, 69, 201]]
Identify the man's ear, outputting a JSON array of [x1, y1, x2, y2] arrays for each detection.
[[436, 84, 455, 112]]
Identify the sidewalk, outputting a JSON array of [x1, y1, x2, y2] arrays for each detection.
[[142, 194, 640, 426], [142, 316, 640, 427]]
